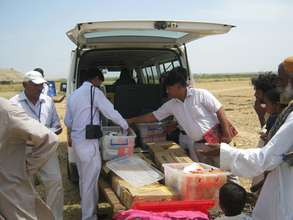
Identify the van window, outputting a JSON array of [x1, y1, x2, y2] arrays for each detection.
[[103, 69, 120, 85], [77, 49, 182, 87], [159, 59, 180, 75]]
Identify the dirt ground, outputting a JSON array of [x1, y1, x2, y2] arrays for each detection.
[[1, 78, 260, 219]]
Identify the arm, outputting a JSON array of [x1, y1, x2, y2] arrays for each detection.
[[201, 89, 232, 143], [128, 101, 173, 125], [220, 113, 293, 177], [127, 113, 158, 124], [8, 104, 59, 176], [53, 95, 66, 103], [64, 100, 73, 146], [50, 101, 62, 135], [216, 107, 232, 143], [67, 128, 72, 147]]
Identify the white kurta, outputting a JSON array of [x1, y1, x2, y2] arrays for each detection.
[[0, 97, 59, 220], [10, 92, 64, 220], [220, 112, 293, 220], [64, 81, 128, 220]]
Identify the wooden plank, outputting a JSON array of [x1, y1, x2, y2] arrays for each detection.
[[99, 178, 126, 214]]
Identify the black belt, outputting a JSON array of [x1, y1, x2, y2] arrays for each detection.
[[194, 139, 206, 144]]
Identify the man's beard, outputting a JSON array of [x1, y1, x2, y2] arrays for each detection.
[[280, 83, 293, 104]]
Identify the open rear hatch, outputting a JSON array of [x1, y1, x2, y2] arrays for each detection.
[[67, 20, 234, 49]]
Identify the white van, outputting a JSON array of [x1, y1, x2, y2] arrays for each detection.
[[65, 20, 234, 182]]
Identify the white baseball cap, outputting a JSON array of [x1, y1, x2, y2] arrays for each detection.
[[23, 71, 47, 84]]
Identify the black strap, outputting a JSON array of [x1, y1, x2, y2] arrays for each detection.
[[90, 86, 95, 125]]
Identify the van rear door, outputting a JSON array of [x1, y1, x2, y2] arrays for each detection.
[[66, 20, 234, 49]]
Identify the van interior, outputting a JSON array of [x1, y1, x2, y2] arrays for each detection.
[[77, 48, 184, 119]]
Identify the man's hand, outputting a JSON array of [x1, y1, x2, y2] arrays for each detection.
[[197, 143, 221, 157], [221, 128, 232, 143], [127, 128, 132, 135], [67, 136, 72, 147]]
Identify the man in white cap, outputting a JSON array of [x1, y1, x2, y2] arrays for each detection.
[[10, 70, 64, 220]]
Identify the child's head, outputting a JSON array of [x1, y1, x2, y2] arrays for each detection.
[[219, 182, 247, 216], [263, 89, 282, 114]]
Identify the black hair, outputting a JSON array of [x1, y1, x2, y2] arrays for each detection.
[[219, 183, 247, 216], [251, 72, 278, 93], [34, 68, 44, 77], [85, 67, 104, 82], [264, 88, 281, 105], [164, 67, 188, 87]]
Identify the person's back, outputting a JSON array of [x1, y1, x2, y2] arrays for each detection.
[[65, 68, 128, 220], [0, 97, 59, 220], [215, 183, 252, 220], [113, 68, 136, 88]]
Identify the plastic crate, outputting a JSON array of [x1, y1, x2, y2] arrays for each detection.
[[101, 126, 136, 161], [131, 200, 215, 214], [163, 163, 229, 205], [136, 122, 168, 143]]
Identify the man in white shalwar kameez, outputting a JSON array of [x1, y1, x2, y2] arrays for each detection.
[[0, 97, 59, 220], [202, 56, 293, 220]]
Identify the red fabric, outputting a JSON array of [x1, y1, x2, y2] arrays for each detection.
[[114, 209, 209, 220], [203, 124, 237, 144]]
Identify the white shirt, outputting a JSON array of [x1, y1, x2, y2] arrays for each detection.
[[64, 81, 128, 144], [220, 112, 293, 220], [215, 214, 252, 220], [153, 88, 222, 141], [10, 92, 61, 133], [43, 83, 49, 96]]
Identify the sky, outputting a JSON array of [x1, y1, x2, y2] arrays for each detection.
[[0, 0, 292, 79]]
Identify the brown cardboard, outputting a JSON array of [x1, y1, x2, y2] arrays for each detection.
[[98, 178, 126, 213], [147, 141, 193, 170], [111, 175, 177, 208], [155, 149, 193, 170], [147, 141, 182, 154]]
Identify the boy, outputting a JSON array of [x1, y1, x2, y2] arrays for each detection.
[[216, 183, 251, 220]]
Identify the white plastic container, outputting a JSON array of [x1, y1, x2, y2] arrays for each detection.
[[163, 163, 230, 204], [136, 122, 168, 143], [101, 126, 136, 161], [106, 155, 163, 187]]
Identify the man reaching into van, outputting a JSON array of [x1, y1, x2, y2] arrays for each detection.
[[127, 68, 235, 165]]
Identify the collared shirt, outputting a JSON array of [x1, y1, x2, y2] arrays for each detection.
[[43, 83, 49, 96], [215, 214, 252, 220], [220, 112, 293, 220], [153, 88, 222, 141], [10, 92, 61, 133], [64, 81, 128, 144]]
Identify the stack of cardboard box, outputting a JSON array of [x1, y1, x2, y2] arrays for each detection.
[[147, 141, 193, 170], [99, 141, 194, 212], [111, 174, 177, 208]]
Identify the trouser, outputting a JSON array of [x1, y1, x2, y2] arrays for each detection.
[[73, 140, 102, 220], [26, 147, 64, 220], [189, 143, 239, 183], [39, 151, 64, 220]]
